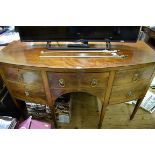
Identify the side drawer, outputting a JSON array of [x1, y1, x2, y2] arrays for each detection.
[[109, 81, 149, 105], [3, 66, 43, 85], [7, 81, 47, 104], [47, 72, 109, 89], [113, 64, 155, 85]]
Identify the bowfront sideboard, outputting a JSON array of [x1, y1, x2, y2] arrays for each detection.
[[0, 41, 155, 128]]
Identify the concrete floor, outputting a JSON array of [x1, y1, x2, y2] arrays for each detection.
[[58, 92, 155, 129]]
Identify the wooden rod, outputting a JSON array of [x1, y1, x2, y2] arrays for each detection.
[[41, 50, 118, 53], [40, 55, 126, 58]]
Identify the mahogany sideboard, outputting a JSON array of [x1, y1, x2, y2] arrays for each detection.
[[0, 41, 155, 128]]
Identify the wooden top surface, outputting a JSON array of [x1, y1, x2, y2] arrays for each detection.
[[0, 41, 155, 71]]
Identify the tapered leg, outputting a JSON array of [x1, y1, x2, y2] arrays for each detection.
[[49, 105, 57, 129], [98, 71, 116, 128], [41, 71, 58, 129], [130, 98, 143, 120], [98, 104, 107, 129]]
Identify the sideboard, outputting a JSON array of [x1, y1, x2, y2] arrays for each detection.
[[0, 41, 155, 128]]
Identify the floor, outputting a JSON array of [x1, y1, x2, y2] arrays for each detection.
[[58, 92, 155, 129]]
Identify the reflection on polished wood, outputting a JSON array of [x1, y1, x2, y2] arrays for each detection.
[[0, 41, 155, 128], [0, 41, 155, 70]]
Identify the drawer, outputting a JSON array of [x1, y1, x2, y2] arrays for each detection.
[[7, 81, 47, 104], [3, 67, 43, 85], [80, 73, 109, 88], [113, 65, 155, 85], [48, 72, 109, 89], [109, 81, 149, 105]]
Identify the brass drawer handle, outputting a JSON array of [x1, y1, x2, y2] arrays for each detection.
[[133, 72, 140, 81], [18, 73, 23, 82], [59, 79, 65, 87], [24, 85, 30, 96], [25, 90, 29, 96], [127, 91, 134, 98], [91, 79, 97, 87]]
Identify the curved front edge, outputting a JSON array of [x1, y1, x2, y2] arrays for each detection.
[[50, 88, 106, 102]]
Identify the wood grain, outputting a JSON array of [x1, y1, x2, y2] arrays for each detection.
[[0, 41, 155, 128], [113, 64, 155, 85], [7, 81, 47, 104], [109, 81, 149, 104], [50, 88, 106, 101], [48, 72, 109, 89], [0, 41, 155, 71], [98, 70, 116, 128], [41, 70, 57, 128]]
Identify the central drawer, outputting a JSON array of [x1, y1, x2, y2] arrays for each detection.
[[47, 72, 109, 89]]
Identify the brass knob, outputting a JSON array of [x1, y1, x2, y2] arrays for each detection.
[[25, 91, 29, 96], [133, 72, 140, 81], [91, 79, 97, 87], [127, 91, 134, 97], [59, 79, 65, 87], [18, 73, 23, 82]]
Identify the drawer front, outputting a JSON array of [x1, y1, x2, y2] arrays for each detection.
[[48, 72, 109, 89], [7, 81, 47, 104], [113, 65, 155, 85], [80, 73, 109, 88], [48, 73, 78, 88], [109, 81, 149, 105], [3, 67, 19, 81], [3, 67, 43, 85]]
